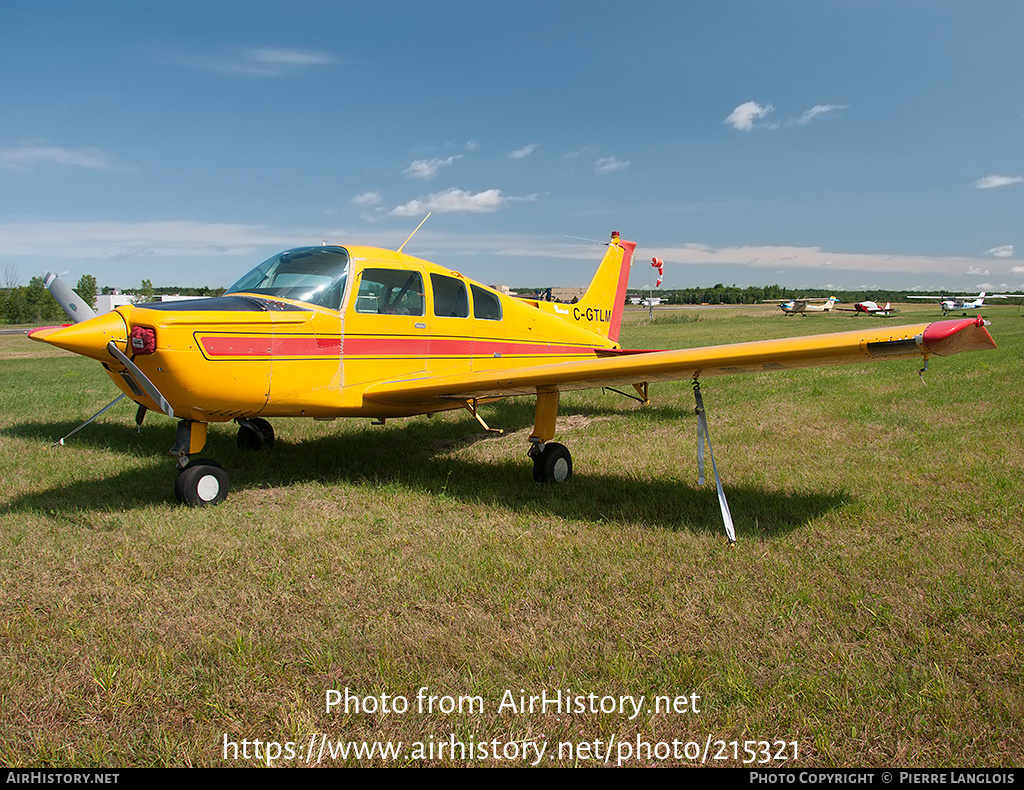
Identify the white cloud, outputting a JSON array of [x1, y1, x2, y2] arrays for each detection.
[[167, 47, 337, 77], [593, 156, 629, 175], [351, 191, 382, 207], [966, 266, 990, 276], [248, 48, 335, 68], [402, 155, 461, 180], [0, 220, 312, 259], [796, 104, 847, 125], [391, 188, 507, 215], [724, 101, 774, 131], [564, 146, 598, 159], [642, 242, 1012, 278], [6, 220, 1019, 292], [985, 245, 1014, 258], [509, 143, 539, 160], [0, 142, 115, 172], [974, 174, 1024, 189]]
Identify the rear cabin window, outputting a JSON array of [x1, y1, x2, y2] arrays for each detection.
[[471, 285, 502, 321], [431, 274, 469, 318], [354, 269, 425, 316]]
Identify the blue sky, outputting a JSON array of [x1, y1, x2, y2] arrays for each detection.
[[2, 1, 1023, 294]]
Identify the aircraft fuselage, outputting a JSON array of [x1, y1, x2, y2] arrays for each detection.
[[39, 245, 625, 423]]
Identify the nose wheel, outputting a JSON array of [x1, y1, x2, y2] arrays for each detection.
[[530, 442, 572, 484], [175, 459, 228, 506], [169, 420, 231, 506]]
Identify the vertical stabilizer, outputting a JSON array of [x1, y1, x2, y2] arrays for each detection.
[[571, 232, 636, 342]]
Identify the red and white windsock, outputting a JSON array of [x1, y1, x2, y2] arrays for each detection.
[[652, 257, 664, 287]]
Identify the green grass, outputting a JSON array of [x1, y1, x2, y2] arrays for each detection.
[[1, 307, 1022, 767]]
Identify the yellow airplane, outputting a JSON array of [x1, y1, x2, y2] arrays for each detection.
[[30, 231, 996, 539]]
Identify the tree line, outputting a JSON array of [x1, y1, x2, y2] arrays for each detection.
[[0, 273, 224, 325], [635, 284, 954, 306]]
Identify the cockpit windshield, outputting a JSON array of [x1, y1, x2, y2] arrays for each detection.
[[225, 246, 350, 311]]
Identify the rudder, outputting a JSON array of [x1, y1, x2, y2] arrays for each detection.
[[571, 231, 636, 342]]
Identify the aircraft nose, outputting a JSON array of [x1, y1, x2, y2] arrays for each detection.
[[28, 309, 129, 361]]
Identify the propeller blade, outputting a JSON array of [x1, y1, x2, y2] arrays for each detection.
[[44, 272, 97, 323]]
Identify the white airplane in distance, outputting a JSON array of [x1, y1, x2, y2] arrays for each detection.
[[836, 300, 900, 317], [764, 296, 838, 315], [629, 292, 663, 309], [907, 292, 1024, 315]]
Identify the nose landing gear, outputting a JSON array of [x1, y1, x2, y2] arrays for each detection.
[[175, 459, 228, 506], [169, 417, 277, 506]]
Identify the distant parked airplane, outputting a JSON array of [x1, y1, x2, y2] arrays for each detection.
[[836, 300, 899, 317], [764, 296, 838, 315], [907, 292, 1024, 315], [629, 296, 663, 307]]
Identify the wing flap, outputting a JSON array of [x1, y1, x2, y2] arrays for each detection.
[[362, 319, 995, 407]]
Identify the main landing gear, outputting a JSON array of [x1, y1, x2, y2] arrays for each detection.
[[530, 441, 573, 484], [236, 417, 274, 451], [528, 389, 573, 485]]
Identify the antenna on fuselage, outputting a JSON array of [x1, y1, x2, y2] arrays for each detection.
[[397, 212, 431, 254], [562, 234, 608, 247]]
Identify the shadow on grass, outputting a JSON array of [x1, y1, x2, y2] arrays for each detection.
[[3, 408, 848, 539]]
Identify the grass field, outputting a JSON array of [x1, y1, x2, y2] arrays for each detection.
[[1, 304, 1022, 767]]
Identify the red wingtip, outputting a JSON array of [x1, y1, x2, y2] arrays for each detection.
[[922, 317, 997, 356]]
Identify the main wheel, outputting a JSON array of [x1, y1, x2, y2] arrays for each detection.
[[237, 418, 274, 451], [175, 459, 229, 506], [532, 442, 572, 484]]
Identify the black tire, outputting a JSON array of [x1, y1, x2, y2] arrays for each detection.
[[175, 459, 228, 506], [237, 418, 274, 451], [533, 442, 572, 484]]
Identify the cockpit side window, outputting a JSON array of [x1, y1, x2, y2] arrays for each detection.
[[225, 247, 350, 311], [431, 274, 469, 318], [471, 285, 502, 321], [354, 269, 425, 316]]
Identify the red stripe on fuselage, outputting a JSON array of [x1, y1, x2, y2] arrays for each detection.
[[197, 334, 602, 359], [198, 335, 343, 357]]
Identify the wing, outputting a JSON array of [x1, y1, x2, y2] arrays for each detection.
[[363, 318, 995, 408]]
